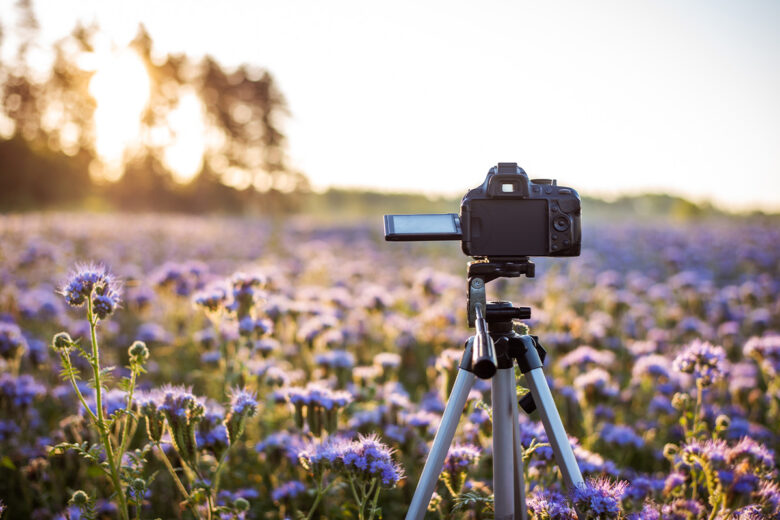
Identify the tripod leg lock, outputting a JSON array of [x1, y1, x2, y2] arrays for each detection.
[[514, 335, 546, 374], [519, 392, 536, 414], [514, 335, 548, 416]]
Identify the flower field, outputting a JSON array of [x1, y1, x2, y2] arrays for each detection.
[[0, 212, 778, 519]]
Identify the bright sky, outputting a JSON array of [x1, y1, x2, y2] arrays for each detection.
[[5, 0, 780, 211]]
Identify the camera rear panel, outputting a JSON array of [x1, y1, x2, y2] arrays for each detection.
[[468, 199, 548, 257]]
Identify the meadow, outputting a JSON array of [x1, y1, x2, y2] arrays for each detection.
[[0, 212, 778, 519]]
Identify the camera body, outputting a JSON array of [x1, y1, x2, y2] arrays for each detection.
[[383, 162, 581, 259], [459, 163, 580, 258]]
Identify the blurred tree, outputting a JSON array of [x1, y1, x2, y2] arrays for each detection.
[[0, 2, 307, 212]]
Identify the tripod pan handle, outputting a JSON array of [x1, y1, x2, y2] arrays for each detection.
[[472, 333, 497, 379]]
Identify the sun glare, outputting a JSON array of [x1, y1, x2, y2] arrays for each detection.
[[89, 49, 150, 180], [162, 89, 206, 183]]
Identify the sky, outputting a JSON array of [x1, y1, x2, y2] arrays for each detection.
[[4, 0, 780, 211]]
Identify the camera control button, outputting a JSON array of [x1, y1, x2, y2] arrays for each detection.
[[553, 216, 569, 232], [532, 179, 553, 185], [544, 186, 553, 194], [532, 185, 541, 193], [564, 239, 570, 246], [552, 234, 558, 240]]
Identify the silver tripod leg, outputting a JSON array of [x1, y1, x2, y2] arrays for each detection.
[[492, 368, 522, 520], [524, 367, 585, 490], [510, 379, 528, 520], [406, 344, 477, 520]]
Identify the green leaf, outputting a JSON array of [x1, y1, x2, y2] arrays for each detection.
[[118, 377, 133, 392], [0, 456, 16, 470]]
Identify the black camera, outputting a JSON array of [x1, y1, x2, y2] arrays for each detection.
[[384, 162, 581, 259]]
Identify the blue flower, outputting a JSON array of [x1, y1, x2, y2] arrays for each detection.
[[570, 477, 627, 519], [61, 264, 121, 317], [672, 339, 727, 387], [0, 373, 45, 409], [527, 489, 576, 520], [0, 321, 28, 360], [600, 423, 644, 448], [271, 480, 306, 502]]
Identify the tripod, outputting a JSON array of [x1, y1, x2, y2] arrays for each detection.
[[405, 259, 585, 520]]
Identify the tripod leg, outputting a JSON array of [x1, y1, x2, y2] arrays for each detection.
[[524, 367, 585, 490], [406, 365, 476, 520], [491, 368, 516, 520], [510, 382, 528, 520]]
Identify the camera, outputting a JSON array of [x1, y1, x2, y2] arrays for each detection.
[[384, 162, 581, 259]]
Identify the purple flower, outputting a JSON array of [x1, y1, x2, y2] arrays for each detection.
[[559, 345, 616, 369], [672, 339, 727, 387], [662, 471, 687, 496], [744, 333, 780, 377], [156, 385, 205, 465], [599, 423, 644, 448], [196, 402, 228, 457], [0, 322, 29, 360], [631, 354, 671, 381], [314, 349, 356, 369], [443, 444, 480, 480], [256, 431, 306, 464], [341, 433, 404, 487], [574, 368, 619, 402], [730, 505, 766, 520], [527, 489, 576, 520], [627, 503, 660, 520], [225, 387, 258, 443], [61, 264, 121, 318], [298, 435, 352, 474], [81, 388, 127, 418], [0, 373, 45, 409], [286, 383, 351, 410], [271, 480, 306, 502], [570, 477, 627, 519], [229, 387, 258, 416], [727, 436, 775, 471], [756, 480, 780, 516], [373, 352, 401, 369], [193, 285, 227, 313]]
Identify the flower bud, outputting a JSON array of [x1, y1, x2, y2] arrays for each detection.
[[128, 340, 150, 363], [715, 414, 730, 431], [233, 497, 250, 511], [663, 443, 679, 461], [671, 392, 691, 410], [70, 490, 89, 506], [132, 478, 145, 491], [513, 322, 530, 335], [52, 332, 73, 352]]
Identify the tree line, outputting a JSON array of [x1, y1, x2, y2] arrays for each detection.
[[0, 1, 307, 213]]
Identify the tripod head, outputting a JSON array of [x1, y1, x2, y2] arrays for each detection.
[[467, 259, 534, 379]]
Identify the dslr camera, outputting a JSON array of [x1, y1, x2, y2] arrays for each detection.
[[384, 162, 581, 259]]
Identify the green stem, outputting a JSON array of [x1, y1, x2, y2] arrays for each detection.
[[693, 382, 704, 440], [304, 474, 334, 520], [61, 352, 98, 424], [348, 477, 362, 511], [367, 479, 382, 520], [88, 300, 130, 520], [211, 446, 231, 502], [118, 367, 138, 464], [155, 442, 201, 520]]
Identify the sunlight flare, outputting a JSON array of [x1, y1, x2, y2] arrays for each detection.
[[89, 49, 150, 180]]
